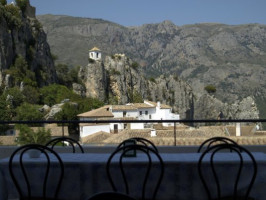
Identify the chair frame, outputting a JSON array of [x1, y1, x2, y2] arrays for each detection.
[[116, 137, 158, 153], [107, 144, 164, 200], [197, 136, 239, 153], [198, 143, 257, 200], [45, 136, 84, 153], [9, 144, 64, 200]]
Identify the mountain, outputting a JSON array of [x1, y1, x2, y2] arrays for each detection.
[[37, 15, 266, 119], [0, 4, 57, 87], [76, 54, 259, 121]]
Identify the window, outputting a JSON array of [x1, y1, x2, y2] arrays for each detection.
[[123, 111, 127, 117], [145, 111, 148, 115], [139, 111, 142, 115]]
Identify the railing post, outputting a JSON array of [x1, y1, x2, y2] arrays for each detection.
[[174, 122, 176, 146], [62, 124, 65, 137], [62, 124, 65, 146]]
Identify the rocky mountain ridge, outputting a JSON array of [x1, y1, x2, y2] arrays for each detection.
[[37, 15, 266, 119], [78, 54, 259, 120], [0, 4, 57, 87]]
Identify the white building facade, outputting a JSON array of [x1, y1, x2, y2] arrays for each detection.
[[78, 101, 180, 138]]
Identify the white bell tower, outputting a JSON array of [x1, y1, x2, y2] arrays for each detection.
[[89, 47, 101, 61]]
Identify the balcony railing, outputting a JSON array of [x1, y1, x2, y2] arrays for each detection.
[[0, 119, 266, 146]]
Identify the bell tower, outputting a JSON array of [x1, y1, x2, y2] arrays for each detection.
[[89, 47, 101, 61]]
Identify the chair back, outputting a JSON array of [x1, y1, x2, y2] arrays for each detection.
[[45, 136, 84, 153], [197, 136, 238, 153], [198, 143, 257, 200], [117, 137, 158, 153], [107, 144, 164, 200], [9, 144, 64, 199]]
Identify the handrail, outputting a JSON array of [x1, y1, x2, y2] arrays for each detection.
[[0, 118, 266, 125]]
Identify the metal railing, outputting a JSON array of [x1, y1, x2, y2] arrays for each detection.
[[1, 119, 266, 145]]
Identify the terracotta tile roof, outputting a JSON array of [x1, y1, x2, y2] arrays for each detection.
[[129, 103, 154, 109], [89, 47, 101, 51], [144, 100, 171, 109], [77, 106, 114, 118], [111, 105, 137, 111]]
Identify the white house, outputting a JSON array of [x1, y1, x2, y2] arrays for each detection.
[[78, 100, 180, 138], [89, 47, 101, 61]]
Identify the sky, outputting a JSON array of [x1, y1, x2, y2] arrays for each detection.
[[7, 0, 266, 27]]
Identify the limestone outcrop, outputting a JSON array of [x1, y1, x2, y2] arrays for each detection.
[[79, 54, 259, 120], [0, 3, 57, 87]]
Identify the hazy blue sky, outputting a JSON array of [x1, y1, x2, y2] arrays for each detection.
[[7, 0, 266, 26]]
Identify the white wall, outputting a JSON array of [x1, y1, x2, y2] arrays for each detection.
[[112, 110, 138, 118], [80, 124, 110, 137], [89, 51, 101, 60], [110, 123, 124, 131], [138, 108, 155, 120], [130, 123, 144, 129]]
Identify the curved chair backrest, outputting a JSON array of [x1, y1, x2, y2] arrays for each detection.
[[107, 144, 164, 200], [197, 136, 239, 153], [198, 143, 257, 200], [9, 144, 64, 200], [116, 137, 158, 153], [45, 136, 84, 153]]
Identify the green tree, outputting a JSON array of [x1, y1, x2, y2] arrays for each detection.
[[0, 96, 12, 135], [15, 102, 43, 121], [55, 98, 104, 135], [3, 4, 22, 28], [204, 85, 217, 94], [16, 124, 51, 145], [69, 66, 81, 84], [128, 89, 143, 103], [15, 0, 29, 12], [131, 62, 139, 70], [0, 0, 7, 5], [21, 85, 40, 104], [77, 97, 104, 113], [55, 64, 71, 85], [3, 87, 24, 108], [40, 84, 75, 106], [54, 103, 79, 121], [56, 64, 82, 87], [5, 55, 37, 87], [132, 90, 143, 103]]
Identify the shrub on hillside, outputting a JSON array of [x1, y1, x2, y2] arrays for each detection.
[[204, 85, 216, 94]]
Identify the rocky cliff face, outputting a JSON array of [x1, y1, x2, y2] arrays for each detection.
[[37, 15, 266, 119], [79, 55, 259, 120], [194, 94, 259, 120], [0, 4, 57, 87]]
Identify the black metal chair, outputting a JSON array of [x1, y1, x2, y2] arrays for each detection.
[[9, 144, 64, 200], [197, 136, 239, 153], [45, 136, 84, 153], [198, 143, 257, 200], [116, 137, 158, 153], [89, 144, 164, 200]]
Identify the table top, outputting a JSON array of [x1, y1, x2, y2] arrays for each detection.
[[1, 152, 265, 200], [1, 152, 265, 164]]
